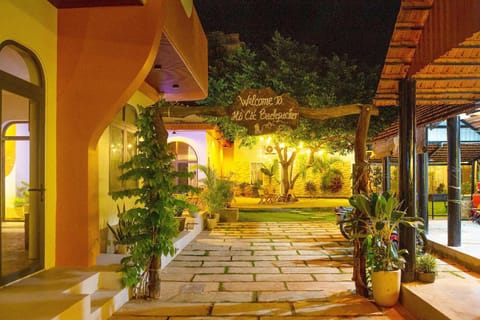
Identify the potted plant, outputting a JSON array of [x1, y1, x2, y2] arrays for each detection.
[[349, 192, 423, 307], [198, 165, 230, 230], [416, 253, 437, 283]]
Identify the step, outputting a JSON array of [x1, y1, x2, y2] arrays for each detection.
[[401, 278, 480, 320], [89, 287, 129, 320]]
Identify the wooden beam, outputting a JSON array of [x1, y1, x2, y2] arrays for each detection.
[[158, 103, 379, 120]]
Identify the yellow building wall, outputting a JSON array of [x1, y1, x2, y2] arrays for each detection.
[[0, 0, 57, 268], [228, 140, 353, 198]]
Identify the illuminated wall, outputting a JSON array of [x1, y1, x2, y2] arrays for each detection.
[[0, 0, 57, 268]]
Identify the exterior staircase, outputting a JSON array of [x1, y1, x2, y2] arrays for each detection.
[[0, 268, 129, 320]]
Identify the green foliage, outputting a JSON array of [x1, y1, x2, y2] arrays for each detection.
[[416, 253, 437, 273], [198, 165, 233, 217], [14, 181, 30, 207], [349, 192, 423, 272], [304, 181, 317, 197], [320, 169, 344, 193], [107, 203, 130, 244], [195, 32, 394, 154], [111, 106, 197, 298], [260, 159, 279, 185], [436, 183, 446, 194]]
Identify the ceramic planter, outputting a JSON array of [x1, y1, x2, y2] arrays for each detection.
[[371, 269, 401, 307], [206, 217, 217, 230], [417, 271, 435, 283]]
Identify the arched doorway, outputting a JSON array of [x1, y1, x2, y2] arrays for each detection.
[[0, 41, 45, 285], [168, 141, 198, 187]]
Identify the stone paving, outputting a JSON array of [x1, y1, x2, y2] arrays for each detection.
[[111, 221, 415, 319]]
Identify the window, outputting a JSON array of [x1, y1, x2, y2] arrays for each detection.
[[251, 162, 264, 185], [168, 141, 198, 187], [109, 105, 137, 193]]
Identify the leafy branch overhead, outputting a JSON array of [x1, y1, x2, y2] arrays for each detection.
[[194, 31, 397, 154]]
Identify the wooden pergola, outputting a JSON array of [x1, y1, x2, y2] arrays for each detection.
[[371, 0, 480, 282]]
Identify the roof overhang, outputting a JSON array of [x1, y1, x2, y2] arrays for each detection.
[[372, 0, 480, 163], [374, 0, 480, 107], [48, 0, 145, 8], [50, 0, 208, 102], [146, 0, 208, 101]]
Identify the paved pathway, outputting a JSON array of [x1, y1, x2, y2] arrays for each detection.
[[111, 221, 414, 319]]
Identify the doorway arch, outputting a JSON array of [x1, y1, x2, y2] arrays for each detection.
[[0, 41, 45, 285]]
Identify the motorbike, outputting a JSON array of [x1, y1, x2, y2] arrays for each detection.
[[334, 206, 427, 254]]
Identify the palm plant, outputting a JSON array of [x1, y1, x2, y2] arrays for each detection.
[[349, 192, 423, 272]]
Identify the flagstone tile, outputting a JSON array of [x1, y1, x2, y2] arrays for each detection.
[[272, 255, 316, 261], [286, 281, 354, 291], [254, 260, 306, 267], [174, 255, 232, 262], [202, 261, 253, 267], [180, 250, 208, 256], [281, 266, 341, 274], [256, 273, 313, 282], [168, 291, 254, 303], [222, 281, 286, 291], [168, 261, 204, 267], [232, 255, 277, 261], [253, 250, 299, 256], [162, 267, 226, 274], [193, 274, 253, 282], [312, 273, 353, 281], [266, 242, 292, 247], [293, 299, 381, 317], [113, 302, 211, 317], [212, 302, 292, 316], [258, 290, 331, 302], [228, 267, 281, 274], [208, 250, 252, 256], [159, 282, 220, 300], [160, 272, 195, 281]]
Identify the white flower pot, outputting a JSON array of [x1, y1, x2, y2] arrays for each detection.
[[371, 269, 401, 307]]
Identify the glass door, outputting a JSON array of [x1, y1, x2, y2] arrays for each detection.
[[1, 90, 44, 285]]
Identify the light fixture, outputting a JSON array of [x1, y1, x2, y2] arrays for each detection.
[[172, 130, 176, 135]]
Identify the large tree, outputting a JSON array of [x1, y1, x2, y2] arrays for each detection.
[[194, 32, 396, 297], [196, 32, 395, 196]]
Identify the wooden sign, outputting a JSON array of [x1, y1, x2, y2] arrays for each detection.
[[231, 88, 299, 135]]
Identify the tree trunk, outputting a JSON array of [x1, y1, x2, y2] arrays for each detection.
[[147, 255, 162, 299], [352, 105, 372, 298], [153, 107, 168, 144]]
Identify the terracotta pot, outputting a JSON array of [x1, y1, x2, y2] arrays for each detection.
[[371, 269, 401, 307]]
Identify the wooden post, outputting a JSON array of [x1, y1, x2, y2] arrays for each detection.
[[382, 156, 391, 193], [447, 116, 461, 247], [418, 152, 429, 233], [398, 78, 416, 282]]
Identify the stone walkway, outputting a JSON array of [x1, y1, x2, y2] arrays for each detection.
[[111, 221, 414, 319]]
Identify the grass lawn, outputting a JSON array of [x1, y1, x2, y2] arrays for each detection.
[[238, 208, 337, 222]]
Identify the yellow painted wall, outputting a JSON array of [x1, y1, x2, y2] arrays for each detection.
[[0, 0, 57, 268], [229, 140, 353, 198]]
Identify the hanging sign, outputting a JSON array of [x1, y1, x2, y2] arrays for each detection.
[[231, 88, 299, 135]]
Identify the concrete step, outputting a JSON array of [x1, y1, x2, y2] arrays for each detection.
[[0, 269, 129, 320], [90, 287, 129, 320], [401, 278, 480, 320]]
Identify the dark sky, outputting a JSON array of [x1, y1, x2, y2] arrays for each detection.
[[194, 0, 401, 67]]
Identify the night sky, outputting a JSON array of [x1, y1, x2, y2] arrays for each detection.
[[194, 0, 401, 67]]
